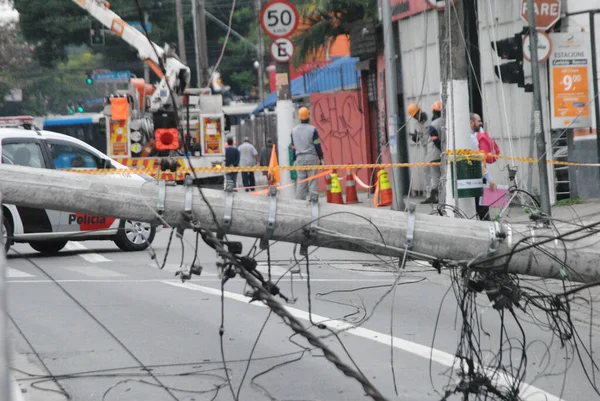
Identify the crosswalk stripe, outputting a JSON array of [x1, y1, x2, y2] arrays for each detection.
[[7, 268, 34, 278], [64, 241, 111, 263], [61, 265, 125, 278]]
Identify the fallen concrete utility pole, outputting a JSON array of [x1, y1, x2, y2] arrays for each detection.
[[0, 164, 599, 283]]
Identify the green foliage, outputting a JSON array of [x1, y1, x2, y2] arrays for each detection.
[[14, 0, 260, 95], [291, 0, 376, 66], [215, 6, 260, 95]]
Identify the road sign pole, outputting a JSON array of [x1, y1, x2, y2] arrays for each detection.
[[527, 0, 552, 215], [260, 0, 300, 200]]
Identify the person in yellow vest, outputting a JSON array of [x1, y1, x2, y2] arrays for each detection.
[[291, 107, 324, 200]]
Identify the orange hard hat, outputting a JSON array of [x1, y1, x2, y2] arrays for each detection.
[[299, 107, 310, 121], [432, 100, 442, 112], [407, 103, 421, 118]]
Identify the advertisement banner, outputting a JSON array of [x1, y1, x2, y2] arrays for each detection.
[[549, 33, 593, 129], [201, 114, 225, 155]]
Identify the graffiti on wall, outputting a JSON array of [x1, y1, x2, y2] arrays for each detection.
[[310, 91, 369, 189]]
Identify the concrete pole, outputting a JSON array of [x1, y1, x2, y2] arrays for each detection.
[[381, 0, 405, 211], [0, 165, 599, 283], [526, 0, 552, 216], [439, 0, 477, 217], [275, 63, 295, 199], [192, 0, 210, 87], [0, 197, 10, 401], [175, 0, 187, 65]]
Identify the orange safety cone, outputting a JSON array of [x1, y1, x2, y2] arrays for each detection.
[[325, 173, 332, 203], [345, 170, 359, 204], [329, 173, 345, 204], [267, 144, 280, 185], [375, 169, 393, 207]]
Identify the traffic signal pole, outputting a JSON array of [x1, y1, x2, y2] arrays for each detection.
[[526, 0, 552, 216], [1, 165, 599, 283]]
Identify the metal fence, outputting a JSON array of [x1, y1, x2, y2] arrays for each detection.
[[230, 112, 278, 152]]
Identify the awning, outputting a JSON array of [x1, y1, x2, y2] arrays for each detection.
[[253, 56, 360, 114]]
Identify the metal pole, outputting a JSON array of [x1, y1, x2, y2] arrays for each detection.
[[175, 0, 187, 65], [255, 0, 269, 146], [143, 11, 150, 83], [381, 0, 405, 210], [195, 0, 210, 87], [526, 0, 552, 215], [0, 197, 10, 401], [191, 0, 201, 86], [1, 165, 599, 282], [589, 12, 600, 172]]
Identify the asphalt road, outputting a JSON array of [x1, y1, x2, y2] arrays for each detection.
[[6, 230, 600, 401]]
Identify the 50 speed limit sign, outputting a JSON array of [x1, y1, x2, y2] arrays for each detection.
[[260, 0, 299, 39]]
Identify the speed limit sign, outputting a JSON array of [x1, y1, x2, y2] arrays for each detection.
[[425, 0, 456, 10], [260, 0, 299, 39]]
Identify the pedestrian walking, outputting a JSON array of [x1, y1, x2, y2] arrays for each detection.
[[422, 100, 443, 204], [238, 137, 259, 192], [224, 137, 240, 190], [469, 113, 497, 220], [291, 107, 324, 201]]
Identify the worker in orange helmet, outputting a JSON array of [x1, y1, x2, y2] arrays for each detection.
[[291, 106, 324, 200], [422, 100, 443, 204], [407, 103, 430, 200]]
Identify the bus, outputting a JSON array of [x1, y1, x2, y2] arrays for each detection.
[[43, 113, 107, 154]]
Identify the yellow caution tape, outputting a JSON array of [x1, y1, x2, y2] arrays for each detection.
[[55, 154, 600, 177]]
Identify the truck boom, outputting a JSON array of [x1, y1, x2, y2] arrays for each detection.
[[71, 0, 191, 112]]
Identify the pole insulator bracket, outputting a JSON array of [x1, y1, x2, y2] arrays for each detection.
[[300, 193, 319, 256], [184, 175, 193, 212], [157, 179, 166, 215], [405, 202, 416, 250], [218, 181, 234, 239], [260, 186, 278, 250]]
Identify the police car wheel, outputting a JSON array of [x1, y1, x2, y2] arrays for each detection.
[[29, 240, 68, 254], [114, 220, 155, 252], [2, 216, 12, 253]]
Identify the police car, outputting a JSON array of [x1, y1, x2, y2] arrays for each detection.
[[1, 126, 157, 254]]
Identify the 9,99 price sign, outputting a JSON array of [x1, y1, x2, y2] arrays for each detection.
[[549, 33, 592, 129]]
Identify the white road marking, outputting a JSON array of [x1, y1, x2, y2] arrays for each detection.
[[7, 278, 395, 284], [64, 241, 111, 263], [7, 268, 34, 278], [61, 265, 125, 278], [162, 281, 564, 401], [255, 263, 292, 277]]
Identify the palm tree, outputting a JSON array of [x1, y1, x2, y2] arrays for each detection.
[[291, 0, 377, 66]]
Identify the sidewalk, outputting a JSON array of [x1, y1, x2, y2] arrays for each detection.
[[341, 191, 600, 222]]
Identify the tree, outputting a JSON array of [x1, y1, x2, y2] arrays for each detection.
[[291, 0, 376, 66]]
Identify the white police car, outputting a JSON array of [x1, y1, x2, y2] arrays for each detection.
[[1, 126, 156, 254]]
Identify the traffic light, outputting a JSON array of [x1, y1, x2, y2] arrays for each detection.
[[86, 71, 94, 85], [67, 104, 75, 114], [77, 104, 85, 113], [491, 34, 524, 85], [491, 34, 532, 92], [90, 20, 105, 46]]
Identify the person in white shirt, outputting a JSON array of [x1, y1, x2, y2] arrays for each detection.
[[238, 137, 259, 192]]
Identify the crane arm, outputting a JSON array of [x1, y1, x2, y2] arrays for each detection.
[[71, 0, 191, 112]]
